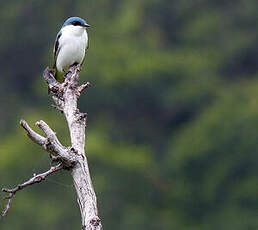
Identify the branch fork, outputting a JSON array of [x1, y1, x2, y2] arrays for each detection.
[[2, 65, 102, 230]]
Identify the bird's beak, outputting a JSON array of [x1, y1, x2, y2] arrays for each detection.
[[83, 23, 91, 28]]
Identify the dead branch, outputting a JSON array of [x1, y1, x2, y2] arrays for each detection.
[[2, 164, 63, 217], [1, 65, 102, 230]]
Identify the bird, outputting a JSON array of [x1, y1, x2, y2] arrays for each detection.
[[53, 16, 90, 82]]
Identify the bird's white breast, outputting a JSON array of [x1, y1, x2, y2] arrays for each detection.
[[56, 25, 88, 72]]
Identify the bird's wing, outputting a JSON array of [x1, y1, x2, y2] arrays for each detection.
[[52, 30, 62, 69], [86, 37, 89, 51], [80, 37, 89, 67]]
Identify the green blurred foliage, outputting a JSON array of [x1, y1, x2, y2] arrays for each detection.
[[0, 0, 258, 229]]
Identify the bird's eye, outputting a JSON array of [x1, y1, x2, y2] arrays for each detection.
[[73, 21, 81, 26]]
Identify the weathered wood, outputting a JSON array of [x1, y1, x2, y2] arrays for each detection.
[[1, 65, 102, 230], [44, 65, 102, 230]]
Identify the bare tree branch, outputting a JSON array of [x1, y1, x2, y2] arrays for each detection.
[[1, 65, 102, 230], [2, 164, 63, 217], [20, 119, 77, 167], [78, 82, 91, 94], [45, 66, 101, 229], [20, 119, 46, 146]]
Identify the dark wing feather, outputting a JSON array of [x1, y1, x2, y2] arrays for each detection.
[[52, 31, 62, 69]]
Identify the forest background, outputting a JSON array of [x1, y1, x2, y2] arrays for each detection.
[[0, 1, 257, 229]]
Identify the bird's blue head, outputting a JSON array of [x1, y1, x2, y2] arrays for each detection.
[[62, 17, 90, 28]]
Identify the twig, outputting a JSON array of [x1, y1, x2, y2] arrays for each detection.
[[20, 119, 45, 146], [78, 82, 91, 94], [1, 164, 63, 217]]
